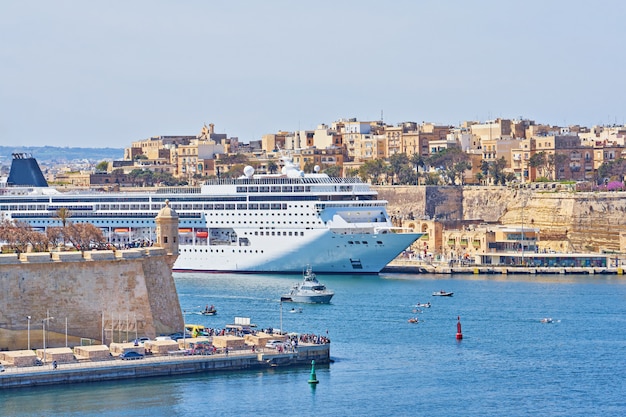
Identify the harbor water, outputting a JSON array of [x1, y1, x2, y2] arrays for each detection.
[[2, 272, 625, 416]]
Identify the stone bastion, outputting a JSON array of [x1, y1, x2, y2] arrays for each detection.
[[0, 248, 183, 352]]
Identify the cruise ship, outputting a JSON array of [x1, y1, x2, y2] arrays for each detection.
[[0, 153, 422, 273]]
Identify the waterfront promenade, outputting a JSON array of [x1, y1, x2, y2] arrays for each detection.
[[0, 343, 329, 389], [385, 259, 624, 275]]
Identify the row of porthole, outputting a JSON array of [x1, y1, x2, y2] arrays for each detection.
[[208, 221, 320, 225], [208, 212, 313, 216], [28, 219, 204, 225]]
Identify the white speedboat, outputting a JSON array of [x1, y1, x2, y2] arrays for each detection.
[[281, 266, 334, 304]]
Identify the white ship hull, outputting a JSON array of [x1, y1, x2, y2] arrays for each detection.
[[175, 228, 421, 274]]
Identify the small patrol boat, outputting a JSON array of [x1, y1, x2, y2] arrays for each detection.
[[281, 266, 334, 304]]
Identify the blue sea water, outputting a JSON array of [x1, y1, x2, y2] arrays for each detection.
[[2, 273, 625, 417]]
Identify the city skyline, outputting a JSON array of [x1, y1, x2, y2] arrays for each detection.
[[2, 1, 625, 148]]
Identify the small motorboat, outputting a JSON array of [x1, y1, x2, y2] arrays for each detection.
[[540, 317, 554, 324], [202, 305, 217, 315], [289, 307, 303, 313], [408, 317, 419, 324], [415, 302, 431, 308], [432, 290, 453, 297]]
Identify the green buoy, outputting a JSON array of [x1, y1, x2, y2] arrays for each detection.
[[308, 360, 319, 384]]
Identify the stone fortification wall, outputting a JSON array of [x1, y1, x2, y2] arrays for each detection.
[[376, 185, 626, 253], [499, 191, 626, 253], [0, 249, 183, 351], [376, 186, 464, 221]]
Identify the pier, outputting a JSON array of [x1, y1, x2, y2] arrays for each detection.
[[0, 343, 330, 389]]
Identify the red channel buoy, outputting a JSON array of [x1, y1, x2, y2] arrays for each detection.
[[456, 316, 463, 340]]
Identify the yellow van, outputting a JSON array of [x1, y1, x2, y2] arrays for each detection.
[[185, 324, 206, 338]]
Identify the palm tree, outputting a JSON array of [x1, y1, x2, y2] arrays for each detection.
[[267, 160, 278, 174], [56, 207, 71, 247], [56, 207, 71, 229]]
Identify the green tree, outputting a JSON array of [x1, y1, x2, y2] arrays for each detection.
[[397, 165, 417, 184], [529, 152, 547, 179], [452, 160, 472, 185], [267, 160, 279, 174], [322, 165, 341, 177], [389, 153, 409, 184], [410, 153, 425, 185], [219, 153, 249, 165], [548, 153, 569, 180], [56, 207, 71, 228], [344, 167, 359, 178], [489, 157, 508, 185], [427, 148, 470, 185], [303, 161, 316, 173], [358, 159, 386, 184], [598, 158, 626, 183], [95, 160, 109, 172]]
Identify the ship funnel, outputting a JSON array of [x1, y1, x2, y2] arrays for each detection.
[[7, 153, 48, 187]]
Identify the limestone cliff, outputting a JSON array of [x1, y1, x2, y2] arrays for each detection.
[[377, 185, 626, 253]]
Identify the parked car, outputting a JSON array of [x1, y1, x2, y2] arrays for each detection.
[[168, 332, 191, 341], [155, 336, 173, 341], [119, 351, 144, 360], [0, 364, 5, 372], [133, 337, 150, 346], [265, 340, 284, 349]]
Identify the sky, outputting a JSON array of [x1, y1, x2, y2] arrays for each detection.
[[1, 0, 625, 148]]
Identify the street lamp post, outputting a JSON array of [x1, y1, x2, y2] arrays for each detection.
[[42, 316, 54, 364], [279, 300, 283, 335], [521, 198, 524, 265], [182, 310, 186, 350], [27, 316, 31, 350]]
